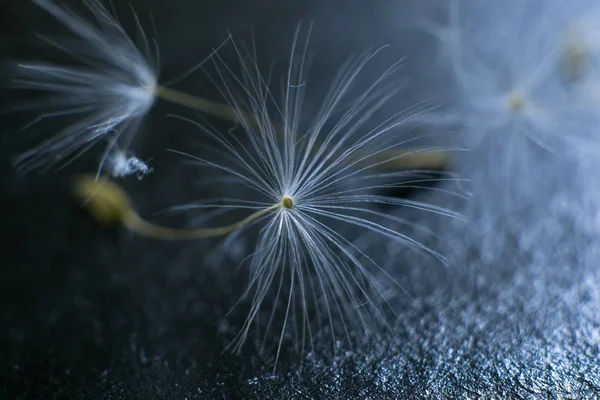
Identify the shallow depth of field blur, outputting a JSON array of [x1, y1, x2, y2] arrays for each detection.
[[1, 1, 600, 398]]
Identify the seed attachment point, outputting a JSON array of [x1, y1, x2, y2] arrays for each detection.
[[282, 196, 294, 210]]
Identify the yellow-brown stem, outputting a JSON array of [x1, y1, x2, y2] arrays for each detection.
[[122, 203, 279, 240], [73, 175, 280, 240]]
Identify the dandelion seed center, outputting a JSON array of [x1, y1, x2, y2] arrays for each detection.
[[506, 91, 526, 113], [281, 196, 294, 210]]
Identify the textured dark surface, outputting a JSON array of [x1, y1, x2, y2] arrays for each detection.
[[2, 1, 600, 399]]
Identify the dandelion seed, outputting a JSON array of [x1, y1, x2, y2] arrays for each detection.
[[415, 0, 600, 212], [424, 0, 577, 151], [553, 3, 600, 159], [562, 27, 591, 82], [11, 0, 240, 177], [162, 26, 464, 369], [559, 3, 600, 83], [12, 0, 159, 175]]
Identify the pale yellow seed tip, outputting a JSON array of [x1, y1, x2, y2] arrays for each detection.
[[72, 174, 134, 226]]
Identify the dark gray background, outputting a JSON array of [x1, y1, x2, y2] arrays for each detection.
[[1, 1, 599, 399]]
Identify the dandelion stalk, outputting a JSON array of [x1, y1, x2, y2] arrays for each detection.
[[73, 174, 282, 239]]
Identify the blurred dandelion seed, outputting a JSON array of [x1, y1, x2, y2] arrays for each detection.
[[12, 0, 160, 175], [420, 0, 589, 156], [562, 28, 590, 82], [559, 5, 600, 83], [11, 0, 236, 176]]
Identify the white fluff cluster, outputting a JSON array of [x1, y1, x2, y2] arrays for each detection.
[[12, 0, 158, 175], [419, 0, 600, 250]]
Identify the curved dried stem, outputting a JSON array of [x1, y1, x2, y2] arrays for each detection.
[[73, 174, 281, 239]]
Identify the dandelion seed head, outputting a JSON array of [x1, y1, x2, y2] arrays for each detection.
[[419, 0, 600, 172], [168, 25, 461, 370], [12, 0, 159, 174]]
